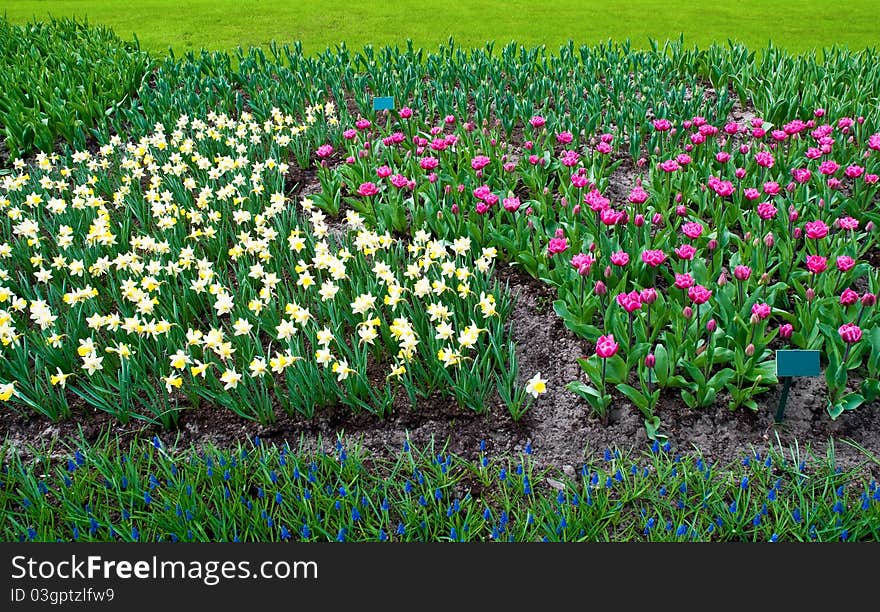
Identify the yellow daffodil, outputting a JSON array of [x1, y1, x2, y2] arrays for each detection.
[[81, 353, 104, 375], [525, 373, 548, 398], [50, 368, 72, 388], [232, 318, 253, 336], [0, 382, 15, 401], [163, 373, 183, 393], [249, 357, 267, 377], [219, 368, 242, 390]]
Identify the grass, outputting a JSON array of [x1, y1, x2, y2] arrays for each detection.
[[3, 433, 879, 542], [5, 1, 880, 55]]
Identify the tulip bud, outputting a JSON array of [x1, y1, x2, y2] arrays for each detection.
[[572, 204, 581, 215], [789, 208, 799, 222], [652, 213, 663, 225], [764, 233, 775, 247], [634, 214, 645, 227], [451, 203, 459, 214], [779, 323, 793, 339], [595, 281, 607, 295], [717, 272, 728, 286], [604, 265, 612, 278], [555, 227, 565, 239], [805, 287, 815, 302], [750, 313, 760, 325], [683, 306, 693, 319], [675, 193, 683, 203], [862, 293, 877, 307], [707, 239, 717, 250], [676, 205, 687, 216], [745, 343, 755, 356], [706, 319, 717, 332], [793, 227, 802, 239], [760, 273, 770, 285], [645, 354, 656, 369]]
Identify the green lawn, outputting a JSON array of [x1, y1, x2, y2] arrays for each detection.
[[5, 1, 879, 55]]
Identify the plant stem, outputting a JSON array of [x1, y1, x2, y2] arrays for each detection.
[[601, 357, 608, 426]]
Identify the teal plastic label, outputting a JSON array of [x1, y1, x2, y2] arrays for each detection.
[[775, 350, 821, 377], [372, 96, 395, 111]]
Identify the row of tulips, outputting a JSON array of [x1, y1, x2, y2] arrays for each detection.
[[309, 105, 878, 431]]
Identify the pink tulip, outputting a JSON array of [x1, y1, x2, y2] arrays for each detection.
[[755, 151, 775, 168], [687, 285, 712, 305], [357, 182, 379, 197], [751, 303, 771, 320], [734, 265, 751, 281], [610, 251, 630, 267], [805, 255, 827, 274], [316, 144, 334, 158], [641, 250, 667, 268], [639, 288, 658, 304], [596, 335, 619, 358], [836, 255, 855, 272], [471, 155, 491, 170], [838, 216, 859, 231], [804, 220, 829, 240], [838, 323, 862, 344], [757, 202, 777, 220], [681, 222, 703, 239], [570, 253, 594, 276], [675, 244, 696, 260], [674, 273, 695, 289], [547, 238, 568, 256], [616, 291, 642, 313], [629, 185, 649, 204], [840, 288, 860, 306]]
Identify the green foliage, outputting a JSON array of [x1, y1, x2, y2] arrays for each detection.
[[3, 434, 878, 542], [0, 17, 151, 158]]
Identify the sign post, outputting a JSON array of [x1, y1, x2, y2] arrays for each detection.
[[774, 350, 821, 423], [372, 96, 395, 112]]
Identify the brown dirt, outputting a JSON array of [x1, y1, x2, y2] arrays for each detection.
[[2, 264, 878, 476], [3, 87, 879, 475]]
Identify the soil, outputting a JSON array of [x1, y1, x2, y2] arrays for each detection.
[[2, 262, 878, 475], [2, 85, 879, 477]]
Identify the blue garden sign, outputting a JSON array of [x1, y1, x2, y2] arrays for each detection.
[[373, 96, 395, 111], [774, 350, 821, 422], [775, 350, 820, 377]]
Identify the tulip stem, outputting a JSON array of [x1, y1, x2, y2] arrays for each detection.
[[600, 357, 608, 427]]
